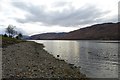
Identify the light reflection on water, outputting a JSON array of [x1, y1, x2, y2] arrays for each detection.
[[32, 40, 119, 78]]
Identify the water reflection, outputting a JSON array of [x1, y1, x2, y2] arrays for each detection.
[[33, 40, 118, 78]]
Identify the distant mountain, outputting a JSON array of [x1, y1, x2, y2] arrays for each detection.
[[61, 22, 120, 40], [29, 22, 120, 40], [29, 32, 67, 40]]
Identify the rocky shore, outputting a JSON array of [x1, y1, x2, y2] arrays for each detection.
[[2, 41, 86, 79]]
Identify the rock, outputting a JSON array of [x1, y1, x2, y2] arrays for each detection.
[[2, 41, 86, 79], [88, 52, 92, 53], [57, 55, 59, 57]]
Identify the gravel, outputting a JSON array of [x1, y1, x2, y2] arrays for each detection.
[[2, 41, 86, 79]]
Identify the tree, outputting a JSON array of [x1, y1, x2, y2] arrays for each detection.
[[16, 36, 19, 39], [5, 25, 17, 37], [3, 34, 8, 37], [18, 33, 23, 38], [16, 33, 23, 39]]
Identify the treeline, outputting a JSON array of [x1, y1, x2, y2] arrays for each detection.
[[2, 25, 23, 39]]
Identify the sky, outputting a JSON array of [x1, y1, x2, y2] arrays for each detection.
[[0, 0, 119, 36]]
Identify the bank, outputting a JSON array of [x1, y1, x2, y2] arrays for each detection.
[[2, 37, 87, 79]]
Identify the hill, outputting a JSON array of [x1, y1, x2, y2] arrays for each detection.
[[29, 22, 120, 40], [29, 32, 67, 40], [61, 22, 119, 40]]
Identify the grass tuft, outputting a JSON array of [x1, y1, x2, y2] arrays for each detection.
[[2, 36, 26, 47]]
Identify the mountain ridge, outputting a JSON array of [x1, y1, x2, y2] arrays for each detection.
[[29, 22, 120, 40], [29, 32, 67, 40]]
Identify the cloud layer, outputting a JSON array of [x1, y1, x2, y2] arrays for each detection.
[[12, 1, 112, 27], [0, 0, 118, 35]]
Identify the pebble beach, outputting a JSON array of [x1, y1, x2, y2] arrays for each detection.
[[2, 41, 86, 79]]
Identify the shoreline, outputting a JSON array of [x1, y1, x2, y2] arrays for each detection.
[[2, 41, 87, 79]]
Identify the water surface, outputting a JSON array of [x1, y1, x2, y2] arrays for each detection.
[[32, 40, 119, 78]]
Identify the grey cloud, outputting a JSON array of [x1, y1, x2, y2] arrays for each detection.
[[12, 1, 110, 27], [52, 1, 72, 7]]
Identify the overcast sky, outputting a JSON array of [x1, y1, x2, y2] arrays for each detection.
[[0, 0, 119, 35]]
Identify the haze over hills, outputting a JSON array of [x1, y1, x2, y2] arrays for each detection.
[[29, 22, 120, 40]]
